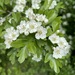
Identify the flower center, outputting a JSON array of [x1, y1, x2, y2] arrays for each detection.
[[38, 30, 42, 34], [56, 50, 60, 54], [30, 25, 34, 29]]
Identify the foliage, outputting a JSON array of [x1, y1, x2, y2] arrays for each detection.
[[0, 0, 71, 75], [57, 0, 75, 75]]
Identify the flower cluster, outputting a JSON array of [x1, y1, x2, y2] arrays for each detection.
[[0, 0, 72, 73], [25, 8, 48, 23], [4, 27, 19, 48], [32, 0, 41, 9], [17, 8, 48, 40], [4, 7, 48, 49], [3, 0, 70, 61], [13, 0, 26, 12], [49, 33, 70, 59]]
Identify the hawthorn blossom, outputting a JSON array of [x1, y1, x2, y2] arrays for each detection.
[[64, 45, 70, 55], [5, 27, 19, 41], [35, 26, 47, 39], [4, 40, 12, 49], [49, 33, 59, 44], [4, 27, 19, 48], [25, 8, 36, 20], [13, 5, 24, 12], [16, 0, 26, 5], [27, 20, 42, 33], [53, 45, 70, 59], [32, 0, 41, 9], [13, 0, 26, 12], [49, 33, 70, 59], [53, 46, 65, 59], [36, 14, 48, 23], [57, 37, 69, 48], [17, 21, 29, 35]]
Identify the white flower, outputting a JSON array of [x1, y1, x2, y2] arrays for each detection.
[[17, 21, 29, 35], [32, 54, 42, 62], [13, 0, 26, 12], [58, 37, 68, 48], [49, 0, 57, 9], [4, 27, 19, 48], [4, 27, 19, 41], [64, 45, 70, 55], [0, 17, 5, 26], [53, 44, 70, 59], [5, 27, 14, 33], [35, 26, 47, 39], [27, 20, 42, 33], [25, 8, 36, 20], [13, 5, 24, 12], [36, 14, 48, 23], [48, 33, 70, 59], [49, 33, 59, 44], [32, 0, 41, 9], [16, 0, 26, 5], [53, 46, 65, 59], [4, 40, 12, 49]]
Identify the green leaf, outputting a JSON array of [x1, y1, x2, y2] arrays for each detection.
[[11, 39, 25, 48], [0, 0, 4, 7], [55, 2, 64, 12], [48, 10, 57, 23], [49, 55, 61, 73], [56, 60, 63, 68], [52, 17, 61, 33], [12, 12, 21, 23], [0, 38, 4, 42], [45, 53, 51, 63], [11, 19, 17, 27], [0, 43, 6, 49], [4, 20, 11, 29], [44, 41, 53, 53], [0, 31, 6, 37], [43, 10, 57, 26], [17, 46, 28, 63], [36, 39, 46, 47], [40, 0, 52, 10], [4, 0, 10, 5], [7, 49, 18, 64], [45, 54, 62, 73], [8, 50, 17, 64], [27, 41, 37, 54], [0, 26, 4, 33], [46, 26, 53, 36], [9, 53, 16, 64]]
